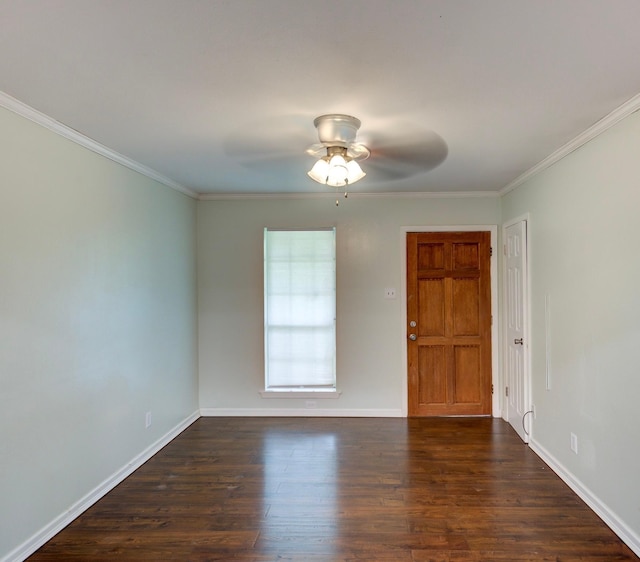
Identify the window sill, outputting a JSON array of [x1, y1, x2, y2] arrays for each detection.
[[259, 389, 342, 399]]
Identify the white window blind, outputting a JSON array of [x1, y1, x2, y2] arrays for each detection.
[[264, 228, 336, 389]]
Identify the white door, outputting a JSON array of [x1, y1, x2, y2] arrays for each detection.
[[505, 220, 530, 442]]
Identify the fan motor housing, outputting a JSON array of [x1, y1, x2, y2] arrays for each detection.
[[314, 114, 361, 147]]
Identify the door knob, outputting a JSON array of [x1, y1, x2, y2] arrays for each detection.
[[514, 338, 523, 345], [409, 334, 417, 341]]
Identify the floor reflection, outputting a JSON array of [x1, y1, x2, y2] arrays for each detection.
[[259, 426, 338, 557], [334, 418, 410, 557]]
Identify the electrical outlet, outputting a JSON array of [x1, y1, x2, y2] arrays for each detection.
[[384, 287, 397, 299], [570, 432, 578, 454], [145, 411, 152, 428], [305, 400, 317, 409]]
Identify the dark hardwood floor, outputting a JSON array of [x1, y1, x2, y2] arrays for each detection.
[[29, 417, 638, 561]]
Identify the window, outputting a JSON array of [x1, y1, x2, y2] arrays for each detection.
[[264, 228, 336, 391]]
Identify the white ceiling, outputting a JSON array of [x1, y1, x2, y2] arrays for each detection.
[[2, 0, 640, 196]]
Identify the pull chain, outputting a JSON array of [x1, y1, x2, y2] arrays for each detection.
[[335, 190, 349, 207]]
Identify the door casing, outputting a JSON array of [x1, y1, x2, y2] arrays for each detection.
[[401, 225, 499, 417]]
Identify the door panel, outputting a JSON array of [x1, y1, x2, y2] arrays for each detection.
[[454, 345, 481, 403], [418, 243, 445, 269], [419, 279, 445, 336], [452, 242, 479, 269], [418, 346, 447, 405], [452, 278, 480, 335], [407, 231, 492, 417]]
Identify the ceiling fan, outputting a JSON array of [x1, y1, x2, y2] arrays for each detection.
[[225, 112, 448, 195], [305, 114, 370, 189]]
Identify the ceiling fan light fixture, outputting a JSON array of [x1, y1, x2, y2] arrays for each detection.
[[308, 145, 366, 188], [307, 115, 369, 194]]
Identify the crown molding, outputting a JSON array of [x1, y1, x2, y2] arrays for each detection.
[[198, 190, 499, 201], [0, 91, 197, 199], [356, 190, 499, 199], [500, 92, 640, 195], [10, 83, 638, 202]]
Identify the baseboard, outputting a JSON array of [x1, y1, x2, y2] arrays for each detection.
[[199, 407, 403, 417], [3, 410, 201, 562], [529, 438, 640, 557]]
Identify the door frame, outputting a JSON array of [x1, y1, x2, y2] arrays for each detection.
[[501, 214, 532, 438], [400, 225, 499, 417]]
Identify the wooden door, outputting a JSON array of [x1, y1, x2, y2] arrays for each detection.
[[505, 220, 530, 441], [407, 231, 492, 416]]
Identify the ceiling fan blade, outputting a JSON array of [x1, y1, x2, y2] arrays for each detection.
[[225, 137, 308, 171], [362, 160, 420, 182], [223, 114, 314, 171], [361, 128, 448, 183]]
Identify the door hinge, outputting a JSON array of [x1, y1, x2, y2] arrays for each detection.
[[490, 246, 493, 257], [505, 386, 509, 397], [491, 384, 494, 394]]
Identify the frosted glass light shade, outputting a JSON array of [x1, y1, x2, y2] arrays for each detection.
[[328, 154, 347, 168], [307, 158, 330, 183], [346, 160, 366, 183], [327, 154, 348, 186]]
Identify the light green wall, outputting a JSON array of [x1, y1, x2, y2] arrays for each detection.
[[197, 195, 500, 414], [0, 107, 198, 558], [501, 110, 640, 541]]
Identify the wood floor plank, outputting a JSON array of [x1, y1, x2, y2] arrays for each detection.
[[28, 417, 638, 561]]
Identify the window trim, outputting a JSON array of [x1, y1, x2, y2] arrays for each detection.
[[259, 389, 342, 399]]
